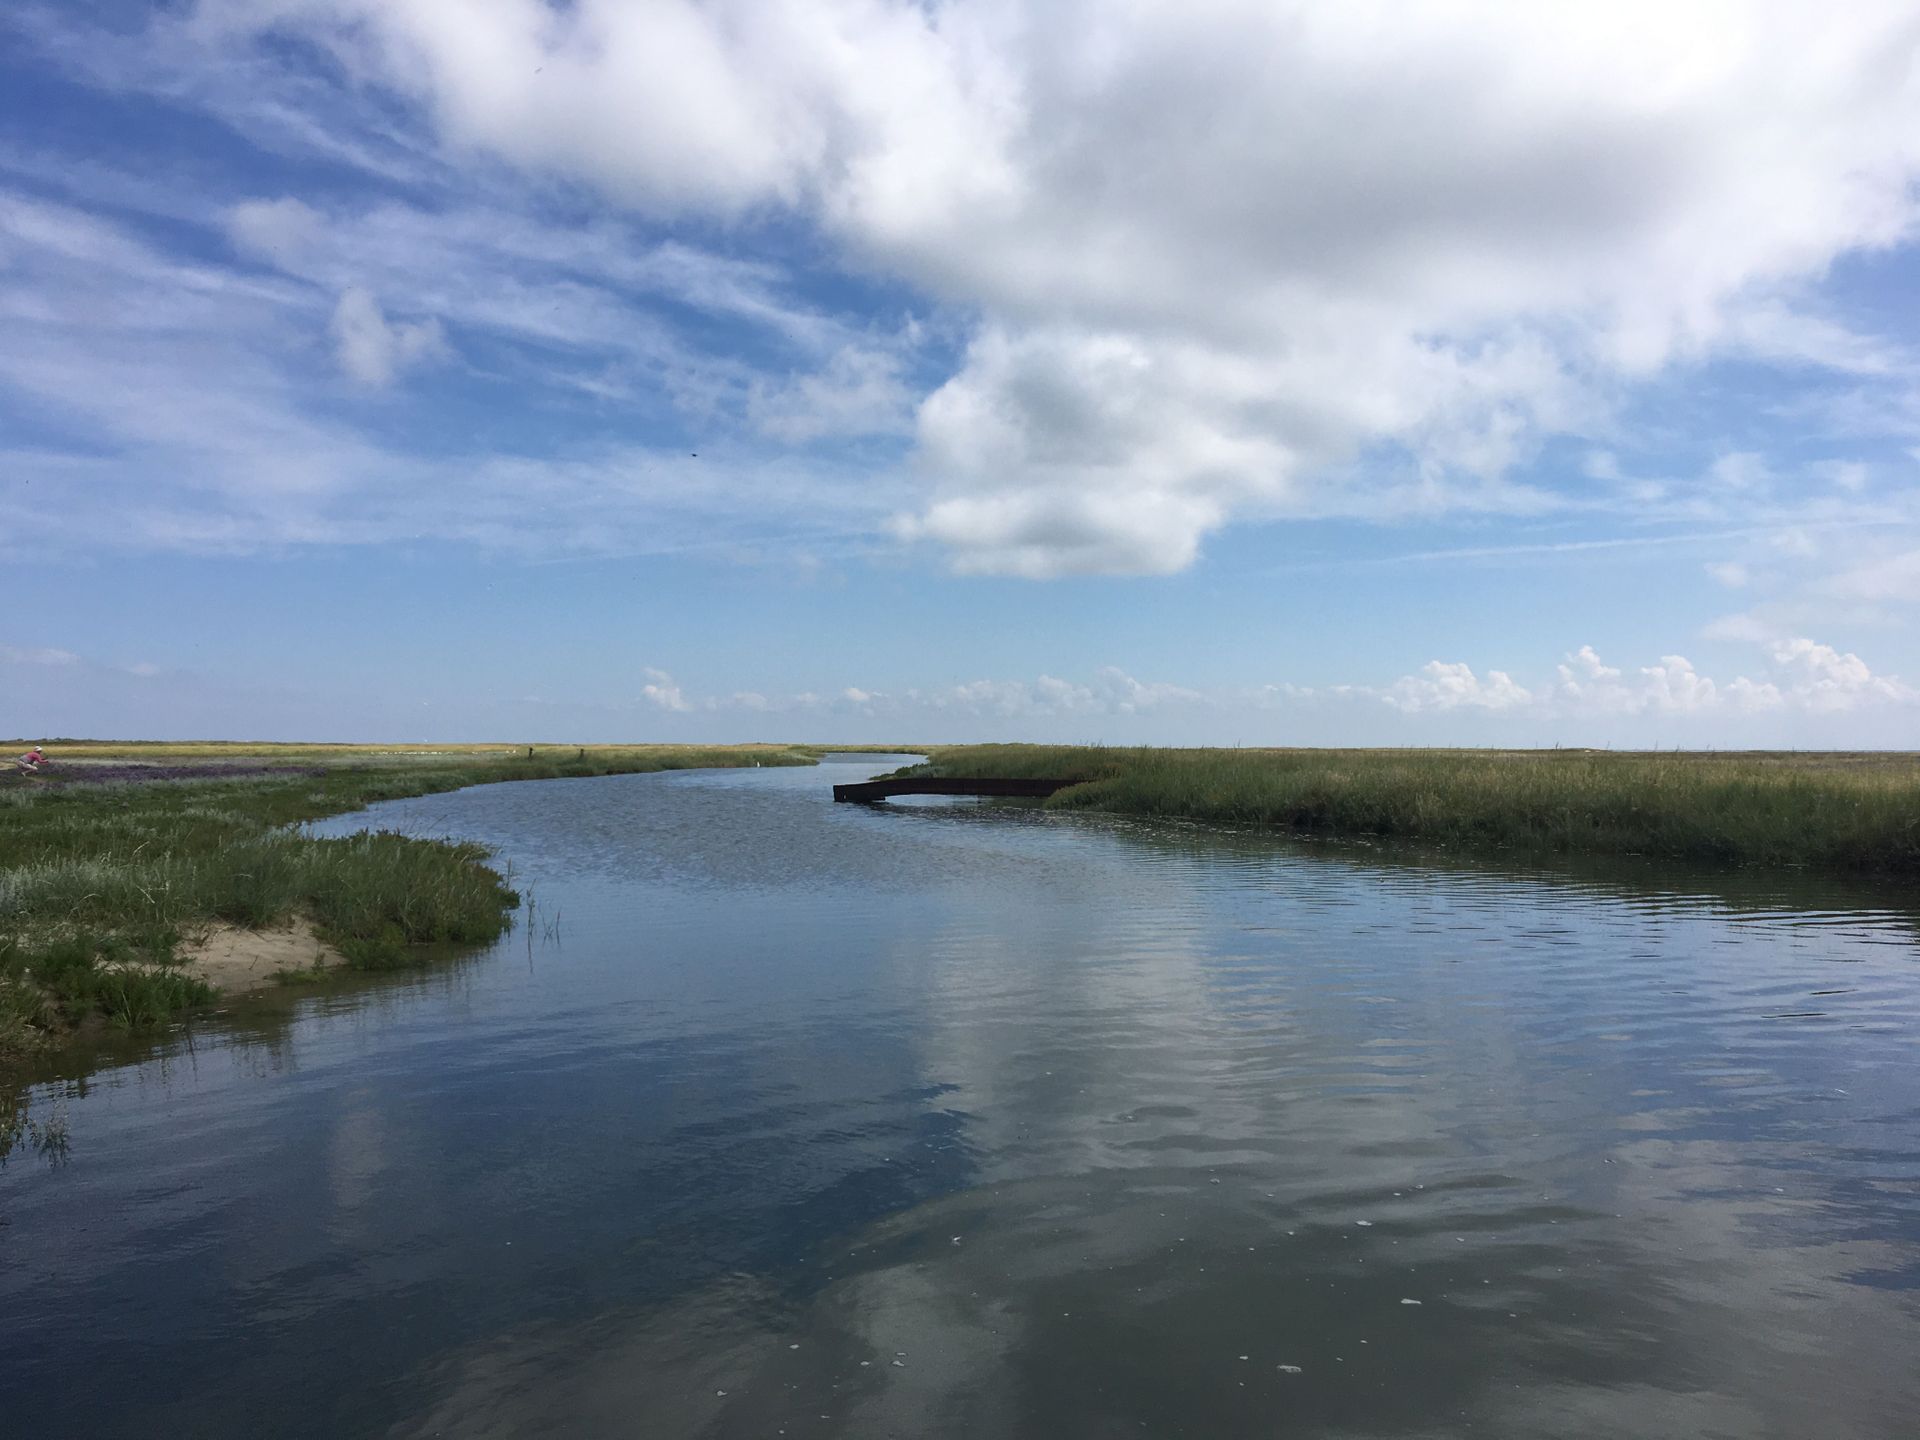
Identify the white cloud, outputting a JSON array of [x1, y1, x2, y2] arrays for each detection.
[[328, 285, 447, 386], [4, 1, 1919, 594], [1555, 648, 1648, 715], [1769, 637, 1914, 710], [1824, 547, 1920, 604], [179, 0, 1920, 575], [1089, 666, 1205, 713], [229, 196, 325, 266], [713, 667, 1210, 719], [1701, 612, 1786, 644], [222, 192, 869, 379], [1719, 299, 1910, 376], [1707, 453, 1770, 492], [1391, 639, 1918, 721], [1382, 661, 1532, 713], [1551, 644, 1626, 711], [1725, 676, 1786, 712], [0, 187, 920, 561], [686, 642, 1912, 729], [1705, 561, 1749, 588], [0, 646, 81, 667], [639, 668, 690, 711], [1812, 459, 1870, 493], [748, 341, 919, 444], [11, 638, 1909, 743], [915, 676, 1095, 718], [1768, 528, 1822, 558], [1635, 656, 1719, 714], [1549, 647, 1735, 716], [650, 639, 1916, 731]]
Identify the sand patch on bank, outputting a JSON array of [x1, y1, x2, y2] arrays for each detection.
[[180, 916, 345, 993]]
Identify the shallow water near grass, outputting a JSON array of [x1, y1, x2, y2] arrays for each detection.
[[4, 756, 1920, 1438]]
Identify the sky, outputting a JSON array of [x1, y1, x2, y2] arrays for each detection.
[[4, 0, 1920, 746]]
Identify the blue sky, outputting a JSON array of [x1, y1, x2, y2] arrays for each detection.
[[5, 1, 1920, 745]]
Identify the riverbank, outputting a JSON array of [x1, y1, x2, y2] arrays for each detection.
[[0, 744, 814, 1068], [899, 745, 1920, 874]]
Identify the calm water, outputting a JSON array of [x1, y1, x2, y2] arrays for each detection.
[[5, 757, 1920, 1438]]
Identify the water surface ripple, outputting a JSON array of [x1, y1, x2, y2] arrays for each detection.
[[5, 758, 1919, 1438]]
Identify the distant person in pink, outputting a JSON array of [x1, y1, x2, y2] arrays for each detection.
[[15, 745, 45, 773]]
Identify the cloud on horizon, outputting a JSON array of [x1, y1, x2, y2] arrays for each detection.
[[393, 640, 1920, 728], [7, 631, 1914, 746]]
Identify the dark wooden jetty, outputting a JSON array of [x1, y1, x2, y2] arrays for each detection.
[[832, 776, 1074, 804]]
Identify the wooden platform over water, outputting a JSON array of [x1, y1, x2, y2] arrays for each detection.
[[832, 776, 1074, 804]]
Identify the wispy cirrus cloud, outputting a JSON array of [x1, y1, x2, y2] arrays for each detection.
[[0, 186, 921, 562], [0, 646, 81, 667], [328, 285, 447, 386]]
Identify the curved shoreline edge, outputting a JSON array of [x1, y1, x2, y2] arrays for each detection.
[[2, 746, 821, 1092], [13, 739, 1920, 1134]]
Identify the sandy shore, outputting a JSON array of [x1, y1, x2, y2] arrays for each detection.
[[179, 917, 345, 993]]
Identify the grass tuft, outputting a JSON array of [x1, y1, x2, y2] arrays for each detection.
[[1, 1092, 70, 1167]]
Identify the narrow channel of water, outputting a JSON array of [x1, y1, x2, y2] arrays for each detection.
[[4, 757, 1918, 1437]]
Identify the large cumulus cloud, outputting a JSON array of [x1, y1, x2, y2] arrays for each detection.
[[186, 0, 1920, 575]]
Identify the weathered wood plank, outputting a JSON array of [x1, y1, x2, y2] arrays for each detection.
[[831, 776, 1074, 804]]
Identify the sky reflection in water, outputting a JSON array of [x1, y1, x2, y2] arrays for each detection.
[[4, 759, 1919, 1438]]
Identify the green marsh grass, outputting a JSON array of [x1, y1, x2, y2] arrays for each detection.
[[903, 745, 1920, 874]]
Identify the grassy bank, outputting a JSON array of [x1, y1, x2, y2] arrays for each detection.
[[1, 744, 812, 1066], [901, 746, 1920, 874]]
